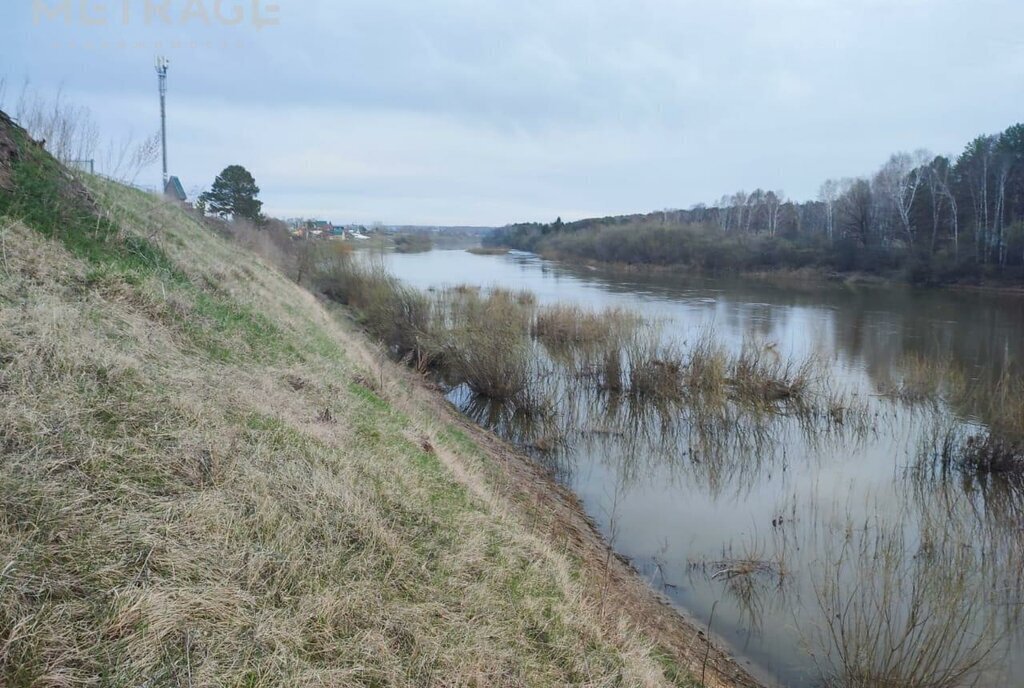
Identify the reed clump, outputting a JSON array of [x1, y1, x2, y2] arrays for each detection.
[[688, 538, 789, 632], [625, 335, 684, 402], [681, 331, 730, 396], [532, 304, 639, 350], [421, 287, 538, 407], [729, 340, 816, 405], [600, 348, 625, 392], [971, 367, 1024, 454], [915, 367, 1024, 477], [922, 424, 1024, 477], [489, 286, 537, 308]]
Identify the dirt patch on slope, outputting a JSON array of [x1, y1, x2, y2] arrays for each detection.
[[0, 111, 21, 191]]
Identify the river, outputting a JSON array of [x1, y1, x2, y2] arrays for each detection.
[[384, 248, 1024, 688]]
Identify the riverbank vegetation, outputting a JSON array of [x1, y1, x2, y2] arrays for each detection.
[[307, 251, 837, 418], [877, 354, 1024, 476], [488, 122, 1024, 287], [306, 247, 1024, 480], [393, 232, 433, 253], [466, 246, 511, 255]]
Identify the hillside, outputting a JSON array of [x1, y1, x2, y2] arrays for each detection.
[[0, 112, 758, 686]]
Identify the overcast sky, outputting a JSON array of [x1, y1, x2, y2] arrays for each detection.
[[2, 1, 1023, 226]]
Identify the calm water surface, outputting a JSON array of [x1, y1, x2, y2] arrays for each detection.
[[385, 249, 1024, 687]]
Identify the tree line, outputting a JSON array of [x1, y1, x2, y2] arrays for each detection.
[[488, 122, 1024, 285]]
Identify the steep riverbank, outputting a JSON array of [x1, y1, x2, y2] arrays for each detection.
[[0, 112, 760, 686]]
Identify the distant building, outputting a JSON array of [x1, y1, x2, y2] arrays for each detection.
[[164, 176, 186, 202]]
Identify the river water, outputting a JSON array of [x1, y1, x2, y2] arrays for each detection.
[[384, 248, 1024, 687]]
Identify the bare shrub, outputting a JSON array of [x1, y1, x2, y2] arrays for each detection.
[[12, 82, 99, 166], [626, 334, 684, 402], [808, 519, 999, 688], [312, 250, 429, 359]]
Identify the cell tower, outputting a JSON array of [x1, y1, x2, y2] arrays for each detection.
[[156, 56, 170, 189]]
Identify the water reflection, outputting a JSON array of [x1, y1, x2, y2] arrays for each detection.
[[387, 249, 1024, 687]]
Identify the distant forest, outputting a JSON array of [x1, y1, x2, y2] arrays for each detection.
[[488, 123, 1024, 285]]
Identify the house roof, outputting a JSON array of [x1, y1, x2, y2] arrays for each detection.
[[164, 176, 186, 202]]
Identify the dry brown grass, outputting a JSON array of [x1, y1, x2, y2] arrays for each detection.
[[0, 164, 711, 688], [424, 286, 538, 405], [532, 303, 639, 350], [681, 332, 730, 396]]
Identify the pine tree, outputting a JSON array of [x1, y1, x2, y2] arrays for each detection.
[[199, 165, 263, 222]]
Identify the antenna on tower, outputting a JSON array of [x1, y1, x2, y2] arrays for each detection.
[[155, 56, 170, 189]]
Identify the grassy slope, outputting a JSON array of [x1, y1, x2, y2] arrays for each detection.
[[0, 116, 753, 687]]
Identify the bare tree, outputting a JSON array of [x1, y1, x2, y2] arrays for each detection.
[[764, 190, 784, 237], [923, 156, 960, 257], [732, 191, 749, 233], [714, 195, 731, 231], [875, 150, 931, 248], [837, 178, 873, 246], [746, 188, 765, 233], [102, 130, 161, 184], [13, 82, 101, 166], [818, 179, 840, 241]]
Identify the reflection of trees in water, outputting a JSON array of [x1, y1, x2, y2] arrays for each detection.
[[908, 452, 1024, 634], [822, 288, 1024, 398]]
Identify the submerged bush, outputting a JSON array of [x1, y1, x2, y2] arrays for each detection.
[[729, 340, 816, 405], [810, 518, 999, 688], [625, 335, 684, 402], [532, 304, 638, 350], [422, 287, 539, 408]]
